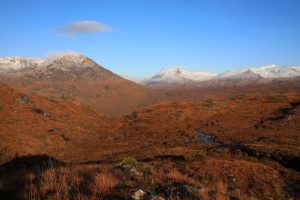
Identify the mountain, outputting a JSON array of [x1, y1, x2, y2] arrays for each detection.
[[145, 67, 217, 86], [0, 52, 122, 81], [144, 65, 300, 87], [0, 52, 164, 116], [217, 65, 300, 79]]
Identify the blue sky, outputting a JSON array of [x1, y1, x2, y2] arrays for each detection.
[[1, 0, 300, 77]]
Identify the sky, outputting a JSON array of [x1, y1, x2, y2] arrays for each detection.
[[1, 0, 300, 77]]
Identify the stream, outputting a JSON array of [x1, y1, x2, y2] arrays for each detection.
[[198, 131, 300, 198], [198, 132, 299, 172], [198, 132, 243, 148], [198, 132, 223, 146]]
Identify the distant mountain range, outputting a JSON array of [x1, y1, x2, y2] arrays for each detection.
[[1, 54, 299, 84], [138, 65, 300, 86], [1, 52, 299, 113]]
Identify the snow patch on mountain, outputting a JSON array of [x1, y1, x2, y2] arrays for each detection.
[[0, 52, 94, 74], [148, 67, 217, 84], [217, 65, 300, 79], [0, 57, 43, 73], [144, 65, 300, 85], [43, 51, 86, 63], [276, 66, 300, 78], [40, 51, 91, 71]]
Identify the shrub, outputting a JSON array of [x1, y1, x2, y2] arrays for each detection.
[[205, 99, 214, 111], [121, 156, 153, 174], [121, 156, 139, 167], [137, 162, 153, 174]]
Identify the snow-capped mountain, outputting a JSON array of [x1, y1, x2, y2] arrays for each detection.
[[217, 65, 300, 79], [36, 52, 104, 76], [0, 52, 114, 82], [276, 66, 300, 78], [147, 67, 217, 85], [0, 57, 42, 73], [1, 53, 299, 85], [40, 52, 91, 70], [0, 51, 157, 116], [143, 65, 300, 86], [0, 52, 99, 75]]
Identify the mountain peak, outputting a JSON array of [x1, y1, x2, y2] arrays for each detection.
[[0, 52, 91, 73], [148, 67, 217, 85], [36, 51, 101, 72], [154, 67, 185, 77], [0, 52, 108, 81], [42, 51, 88, 64]]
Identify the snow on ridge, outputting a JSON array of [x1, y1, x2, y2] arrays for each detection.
[[151, 67, 217, 83], [0, 56, 43, 72], [43, 51, 86, 62], [0, 52, 93, 73], [40, 51, 89, 68], [147, 65, 300, 85], [1, 52, 299, 81], [277, 66, 300, 78], [218, 65, 300, 79]]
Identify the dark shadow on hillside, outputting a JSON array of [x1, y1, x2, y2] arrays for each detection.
[[0, 155, 65, 200], [0, 154, 65, 173]]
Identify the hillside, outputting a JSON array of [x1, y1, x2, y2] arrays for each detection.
[[0, 82, 123, 164]]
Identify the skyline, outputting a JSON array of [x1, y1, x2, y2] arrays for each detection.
[[1, 0, 300, 77]]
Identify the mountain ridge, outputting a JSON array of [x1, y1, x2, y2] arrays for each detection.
[[1, 54, 299, 82], [140, 65, 300, 86], [0, 52, 101, 74]]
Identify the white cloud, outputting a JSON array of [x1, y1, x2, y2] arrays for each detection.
[[57, 20, 111, 36]]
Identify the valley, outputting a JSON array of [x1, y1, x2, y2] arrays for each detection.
[[0, 54, 299, 199]]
